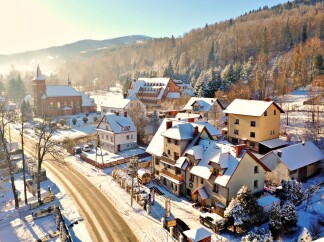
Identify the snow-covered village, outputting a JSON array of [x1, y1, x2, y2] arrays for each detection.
[[1, 1, 324, 242]]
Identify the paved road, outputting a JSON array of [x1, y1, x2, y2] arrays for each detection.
[[10, 128, 138, 242]]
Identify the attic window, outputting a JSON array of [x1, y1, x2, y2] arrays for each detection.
[[122, 126, 130, 131], [264, 111, 268, 116], [274, 110, 277, 115]]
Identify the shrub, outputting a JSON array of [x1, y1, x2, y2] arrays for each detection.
[[72, 118, 77, 125], [83, 117, 88, 124]]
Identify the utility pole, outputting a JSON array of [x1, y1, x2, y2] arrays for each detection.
[[130, 156, 138, 208]]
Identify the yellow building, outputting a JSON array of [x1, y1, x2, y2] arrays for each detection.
[[223, 99, 285, 154]]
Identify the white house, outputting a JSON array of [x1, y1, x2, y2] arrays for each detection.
[[182, 97, 225, 124], [260, 141, 323, 184], [96, 112, 137, 153]]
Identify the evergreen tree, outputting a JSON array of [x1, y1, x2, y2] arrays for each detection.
[[207, 42, 217, 67], [281, 202, 298, 228], [0, 79, 5, 96], [221, 64, 235, 85], [269, 203, 282, 238], [233, 62, 242, 82], [163, 60, 175, 78], [280, 179, 303, 205], [194, 72, 207, 97], [241, 228, 273, 242], [313, 54, 324, 77], [205, 69, 218, 98], [241, 57, 254, 84], [302, 24, 308, 43], [224, 198, 248, 230]]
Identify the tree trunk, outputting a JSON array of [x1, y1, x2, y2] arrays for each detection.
[[9, 169, 19, 208], [37, 160, 42, 204], [21, 122, 27, 204]]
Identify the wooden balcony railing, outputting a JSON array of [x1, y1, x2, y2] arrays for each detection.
[[161, 169, 184, 182], [160, 155, 175, 165]]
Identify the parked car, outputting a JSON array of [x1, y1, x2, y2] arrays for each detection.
[[82, 145, 91, 152], [73, 146, 82, 154], [199, 212, 225, 233]]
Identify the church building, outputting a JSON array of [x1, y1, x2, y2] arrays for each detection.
[[32, 65, 96, 117]]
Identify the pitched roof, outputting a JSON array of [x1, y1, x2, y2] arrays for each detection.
[[182, 97, 221, 112], [183, 228, 211, 242], [81, 93, 95, 107], [128, 77, 170, 100], [270, 141, 323, 171], [100, 97, 131, 109], [161, 123, 194, 140], [98, 112, 136, 133], [223, 99, 284, 116], [46, 85, 82, 97], [194, 121, 221, 136]]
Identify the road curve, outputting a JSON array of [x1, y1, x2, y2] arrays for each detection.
[[10, 129, 138, 242]]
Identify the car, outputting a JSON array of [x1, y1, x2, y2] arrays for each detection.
[[199, 212, 225, 233], [73, 146, 82, 154], [82, 145, 91, 152]]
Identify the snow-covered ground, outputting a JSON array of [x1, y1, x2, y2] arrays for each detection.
[[0, 171, 92, 242]]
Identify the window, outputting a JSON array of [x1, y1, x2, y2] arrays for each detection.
[[274, 110, 277, 115], [57, 102, 61, 108], [250, 132, 255, 138], [167, 149, 171, 155], [155, 158, 160, 165], [250, 121, 256, 127], [213, 184, 219, 193], [234, 129, 239, 135], [264, 111, 268, 116], [106, 135, 109, 140], [174, 152, 179, 160], [167, 138, 171, 143], [127, 135, 130, 140], [211, 168, 219, 176], [175, 167, 181, 175], [189, 174, 194, 182], [131, 135, 133, 139], [234, 119, 240, 124], [200, 177, 203, 184], [155, 170, 159, 175], [254, 180, 258, 188], [250, 142, 255, 148], [174, 140, 178, 145], [254, 166, 259, 174]]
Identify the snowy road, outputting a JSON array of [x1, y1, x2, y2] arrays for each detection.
[[10, 129, 138, 242]]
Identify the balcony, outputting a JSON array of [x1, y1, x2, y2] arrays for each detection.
[[160, 155, 176, 165], [161, 169, 184, 182]]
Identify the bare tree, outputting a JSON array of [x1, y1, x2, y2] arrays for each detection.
[[34, 119, 63, 203], [0, 99, 19, 208], [18, 100, 32, 205]]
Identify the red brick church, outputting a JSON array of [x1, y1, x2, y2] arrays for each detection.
[[33, 65, 96, 117]]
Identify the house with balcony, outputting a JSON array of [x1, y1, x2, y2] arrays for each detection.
[[127, 77, 194, 106], [96, 112, 137, 153], [146, 119, 217, 196], [223, 99, 286, 154], [181, 97, 225, 125]]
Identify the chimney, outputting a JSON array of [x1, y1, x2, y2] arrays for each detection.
[[166, 120, 172, 130], [194, 126, 198, 136], [302, 141, 305, 146], [264, 98, 271, 102], [235, 144, 247, 158], [124, 111, 127, 117], [133, 79, 136, 83], [277, 150, 282, 157], [188, 118, 194, 123]]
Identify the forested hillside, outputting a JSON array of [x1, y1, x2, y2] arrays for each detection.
[[2, 0, 324, 101]]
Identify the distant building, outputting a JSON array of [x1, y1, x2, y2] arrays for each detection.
[[223, 99, 285, 154], [100, 97, 146, 118], [260, 141, 323, 184], [32, 65, 96, 116], [97, 112, 137, 153], [181, 97, 225, 124], [127, 77, 194, 106]]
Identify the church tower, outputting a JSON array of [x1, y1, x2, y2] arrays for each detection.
[[32, 64, 46, 116]]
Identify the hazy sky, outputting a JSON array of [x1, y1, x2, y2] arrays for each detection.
[[0, 0, 287, 55]]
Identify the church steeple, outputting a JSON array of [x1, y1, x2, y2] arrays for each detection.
[[68, 76, 71, 86], [34, 64, 45, 81]]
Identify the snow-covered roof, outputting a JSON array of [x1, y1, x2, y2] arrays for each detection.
[[175, 157, 188, 170], [182, 97, 220, 112], [194, 121, 221, 136], [223, 99, 284, 116], [271, 141, 323, 171], [137, 168, 150, 177], [128, 77, 170, 100], [62, 106, 72, 111], [185, 145, 203, 160], [190, 165, 212, 179], [146, 119, 168, 157], [100, 97, 131, 109], [259, 138, 287, 149], [257, 195, 280, 207], [183, 228, 211, 242], [174, 113, 202, 121], [161, 123, 194, 140], [166, 92, 181, 99], [46, 85, 82, 97], [99, 112, 136, 133], [81, 93, 95, 107]]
